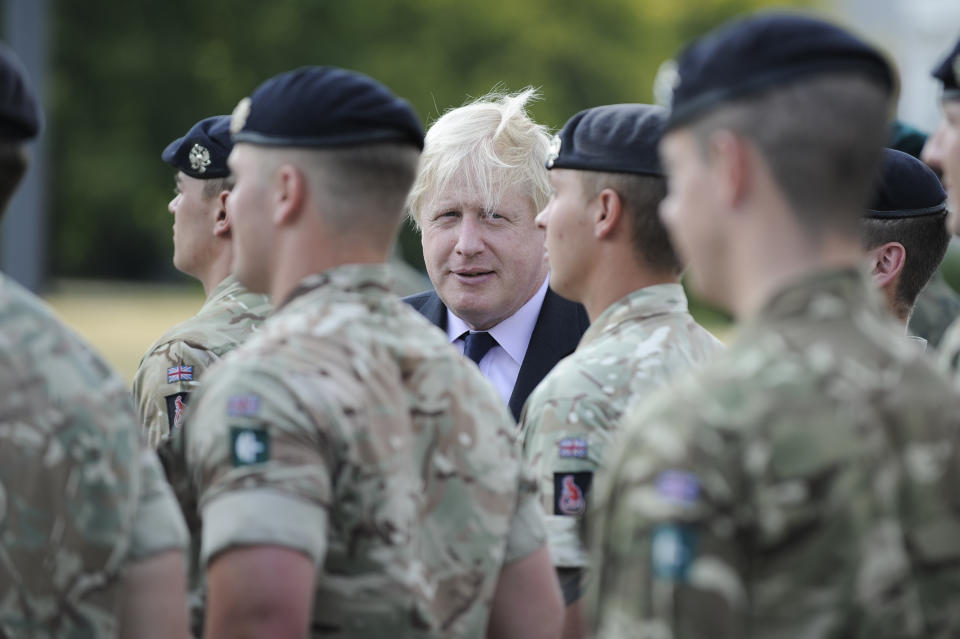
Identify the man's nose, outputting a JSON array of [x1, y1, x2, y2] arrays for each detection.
[[454, 216, 485, 256]]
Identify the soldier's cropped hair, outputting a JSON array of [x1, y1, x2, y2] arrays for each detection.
[[861, 214, 951, 319], [259, 142, 421, 233], [690, 73, 890, 236], [579, 171, 680, 274], [201, 177, 233, 201], [405, 88, 551, 228]]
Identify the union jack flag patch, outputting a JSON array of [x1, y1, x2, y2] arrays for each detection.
[[557, 437, 588, 459], [167, 365, 194, 383]]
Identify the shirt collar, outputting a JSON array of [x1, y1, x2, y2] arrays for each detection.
[[446, 276, 550, 366]]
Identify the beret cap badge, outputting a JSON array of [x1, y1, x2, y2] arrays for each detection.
[[188, 144, 211, 174], [546, 135, 562, 169], [653, 60, 680, 110], [231, 97, 251, 136]]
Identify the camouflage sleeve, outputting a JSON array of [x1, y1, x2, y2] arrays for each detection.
[[127, 444, 189, 560], [502, 454, 548, 564], [187, 366, 333, 568], [587, 401, 746, 639], [522, 390, 614, 571], [132, 339, 217, 449]]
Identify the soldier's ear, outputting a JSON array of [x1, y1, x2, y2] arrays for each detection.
[[213, 191, 231, 237], [273, 163, 306, 226], [866, 241, 905, 288], [708, 129, 751, 210], [594, 188, 624, 241]]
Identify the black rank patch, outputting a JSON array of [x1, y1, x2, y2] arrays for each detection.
[[165, 392, 191, 433], [554, 472, 592, 517]]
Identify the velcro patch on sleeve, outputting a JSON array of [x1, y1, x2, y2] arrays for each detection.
[[164, 392, 190, 433], [553, 472, 592, 517], [230, 426, 270, 467], [651, 524, 697, 582]]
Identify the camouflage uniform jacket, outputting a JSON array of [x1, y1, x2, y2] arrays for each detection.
[[588, 268, 960, 639], [520, 284, 723, 571], [909, 271, 960, 350], [187, 264, 546, 638], [936, 314, 960, 376], [132, 273, 271, 450], [0, 275, 187, 638]]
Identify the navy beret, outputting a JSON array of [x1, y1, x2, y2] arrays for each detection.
[[660, 12, 895, 131], [0, 43, 40, 141], [161, 115, 232, 179], [230, 66, 423, 150], [546, 104, 666, 177], [932, 37, 960, 100], [867, 148, 946, 219]]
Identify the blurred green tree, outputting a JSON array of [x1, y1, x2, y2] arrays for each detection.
[[48, 0, 810, 280]]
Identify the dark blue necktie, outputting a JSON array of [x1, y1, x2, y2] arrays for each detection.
[[462, 331, 498, 364]]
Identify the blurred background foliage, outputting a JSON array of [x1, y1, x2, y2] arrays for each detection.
[[47, 0, 812, 282]]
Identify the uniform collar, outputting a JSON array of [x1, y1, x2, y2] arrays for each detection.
[[743, 266, 878, 330], [278, 263, 393, 310], [579, 283, 688, 349]]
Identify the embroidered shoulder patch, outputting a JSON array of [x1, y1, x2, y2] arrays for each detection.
[[553, 472, 592, 516], [230, 427, 270, 466], [227, 394, 261, 417], [164, 392, 190, 433], [167, 364, 194, 383], [557, 437, 588, 459], [651, 524, 697, 582]]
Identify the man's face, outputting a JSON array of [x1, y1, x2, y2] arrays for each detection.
[[168, 172, 220, 277], [659, 128, 727, 306], [225, 144, 274, 294], [922, 101, 960, 234], [535, 169, 593, 303], [420, 175, 548, 330]]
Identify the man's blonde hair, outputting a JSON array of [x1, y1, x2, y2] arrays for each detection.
[[406, 88, 551, 228]]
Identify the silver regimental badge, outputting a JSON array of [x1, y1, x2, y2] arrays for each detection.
[[546, 134, 562, 168], [654, 59, 680, 110], [231, 97, 251, 135], [188, 144, 211, 174]]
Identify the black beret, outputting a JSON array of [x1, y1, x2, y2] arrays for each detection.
[[0, 43, 40, 141], [867, 148, 946, 219], [161, 115, 232, 179], [661, 12, 895, 131], [932, 37, 960, 100], [230, 66, 423, 150], [546, 104, 666, 177]]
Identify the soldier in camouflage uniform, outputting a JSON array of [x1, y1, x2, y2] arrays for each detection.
[[0, 44, 190, 638], [519, 104, 723, 638], [185, 67, 563, 638], [860, 148, 950, 350], [132, 115, 271, 453], [589, 13, 960, 638], [131, 115, 271, 632], [923, 39, 960, 374], [886, 120, 960, 350]]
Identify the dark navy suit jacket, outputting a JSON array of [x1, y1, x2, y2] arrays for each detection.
[[403, 288, 590, 421]]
